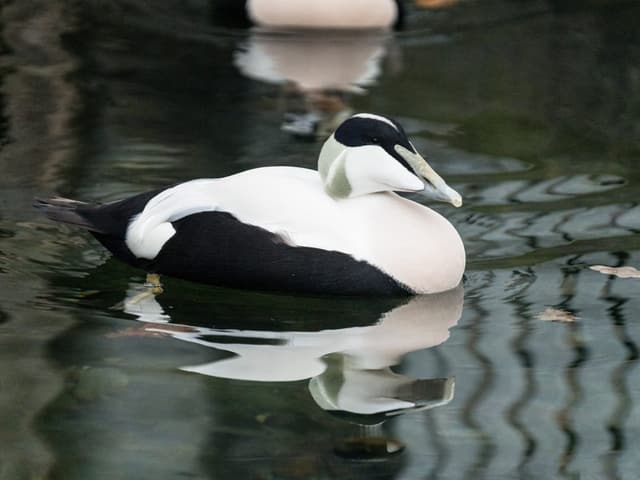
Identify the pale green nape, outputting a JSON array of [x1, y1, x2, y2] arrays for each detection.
[[318, 135, 352, 198]]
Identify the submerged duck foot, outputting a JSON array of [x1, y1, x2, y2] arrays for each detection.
[[143, 273, 164, 295]]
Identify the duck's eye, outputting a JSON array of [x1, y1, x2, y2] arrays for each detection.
[[370, 136, 380, 144]]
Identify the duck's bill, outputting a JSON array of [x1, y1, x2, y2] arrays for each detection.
[[394, 145, 463, 207], [422, 180, 463, 207]]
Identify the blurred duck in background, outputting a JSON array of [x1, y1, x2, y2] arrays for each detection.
[[246, 0, 405, 30], [226, 0, 406, 138]]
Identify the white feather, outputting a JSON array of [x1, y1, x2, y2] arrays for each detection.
[[126, 179, 219, 259]]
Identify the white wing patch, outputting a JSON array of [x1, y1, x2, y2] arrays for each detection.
[[125, 179, 219, 259], [123, 170, 331, 260]]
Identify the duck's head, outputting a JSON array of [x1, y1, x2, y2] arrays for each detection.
[[318, 113, 462, 207]]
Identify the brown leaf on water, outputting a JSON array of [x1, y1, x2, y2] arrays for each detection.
[[145, 323, 197, 333], [536, 307, 579, 323], [255, 413, 270, 424], [590, 265, 640, 279], [106, 326, 169, 339], [415, 0, 458, 8]]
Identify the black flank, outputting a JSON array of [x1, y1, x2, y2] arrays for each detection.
[[151, 211, 411, 296]]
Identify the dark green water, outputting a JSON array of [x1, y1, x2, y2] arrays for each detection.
[[1, 1, 640, 479]]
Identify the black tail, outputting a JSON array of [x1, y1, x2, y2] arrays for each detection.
[[34, 196, 154, 270], [34, 197, 103, 232]]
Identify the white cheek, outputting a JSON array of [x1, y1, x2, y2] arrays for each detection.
[[345, 146, 424, 195]]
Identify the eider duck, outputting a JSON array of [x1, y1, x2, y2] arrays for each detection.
[[36, 114, 465, 296], [246, 0, 405, 30]]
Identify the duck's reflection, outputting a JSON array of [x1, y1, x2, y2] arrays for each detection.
[[123, 285, 462, 422], [234, 29, 394, 138]]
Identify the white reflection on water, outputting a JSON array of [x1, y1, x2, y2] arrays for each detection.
[[234, 29, 392, 138], [123, 285, 462, 419], [235, 30, 388, 93]]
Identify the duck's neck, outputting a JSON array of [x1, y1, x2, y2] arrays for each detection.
[[318, 135, 353, 199]]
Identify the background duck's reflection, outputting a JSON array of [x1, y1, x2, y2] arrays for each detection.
[[234, 30, 395, 138]]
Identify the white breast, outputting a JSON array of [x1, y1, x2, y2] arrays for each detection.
[[340, 193, 466, 294], [126, 167, 465, 294]]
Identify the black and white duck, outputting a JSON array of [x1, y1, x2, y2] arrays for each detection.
[[37, 113, 465, 296]]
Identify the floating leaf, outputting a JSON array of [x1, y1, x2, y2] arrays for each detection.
[[106, 326, 168, 339], [415, 0, 458, 8], [590, 265, 640, 279], [146, 323, 197, 333], [536, 307, 578, 323], [255, 413, 270, 424]]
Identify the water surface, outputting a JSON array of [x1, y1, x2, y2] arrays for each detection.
[[1, 1, 640, 479]]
